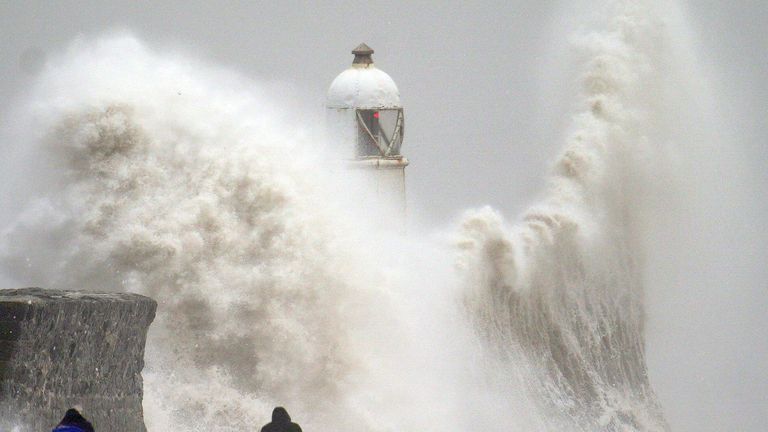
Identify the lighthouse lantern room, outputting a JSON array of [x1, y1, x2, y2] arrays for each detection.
[[326, 43, 409, 222]]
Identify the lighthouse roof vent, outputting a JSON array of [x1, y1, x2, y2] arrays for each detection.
[[326, 43, 401, 110]]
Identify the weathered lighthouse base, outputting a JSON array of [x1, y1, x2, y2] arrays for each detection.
[[0, 288, 156, 432]]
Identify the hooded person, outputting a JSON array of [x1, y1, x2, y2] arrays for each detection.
[[260, 407, 303, 432], [51, 408, 95, 432]]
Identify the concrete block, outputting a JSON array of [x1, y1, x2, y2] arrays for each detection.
[[0, 288, 156, 432]]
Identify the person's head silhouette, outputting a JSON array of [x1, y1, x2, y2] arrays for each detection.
[[272, 407, 291, 423], [261, 406, 302, 432], [52, 407, 94, 432]]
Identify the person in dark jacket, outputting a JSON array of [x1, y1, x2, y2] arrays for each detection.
[[260, 407, 302, 432], [51, 408, 95, 432]]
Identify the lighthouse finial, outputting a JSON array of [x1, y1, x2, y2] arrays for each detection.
[[352, 43, 374, 65]]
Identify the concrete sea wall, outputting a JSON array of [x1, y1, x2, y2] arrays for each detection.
[[0, 288, 156, 432]]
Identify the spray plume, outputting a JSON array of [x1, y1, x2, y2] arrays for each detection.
[[457, 1, 669, 430]]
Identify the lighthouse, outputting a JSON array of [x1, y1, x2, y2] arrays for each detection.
[[326, 43, 408, 225]]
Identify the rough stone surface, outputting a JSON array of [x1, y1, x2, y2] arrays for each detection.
[[0, 288, 156, 432]]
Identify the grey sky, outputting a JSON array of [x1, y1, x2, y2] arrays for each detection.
[[1, 1, 766, 431]]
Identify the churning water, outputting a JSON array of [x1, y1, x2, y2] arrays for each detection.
[[0, 1, 716, 431]]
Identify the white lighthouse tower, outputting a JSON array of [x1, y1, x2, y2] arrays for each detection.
[[326, 43, 408, 225]]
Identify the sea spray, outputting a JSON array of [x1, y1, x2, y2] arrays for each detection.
[[0, 36, 380, 431], [0, 34, 504, 432], [457, 1, 669, 430]]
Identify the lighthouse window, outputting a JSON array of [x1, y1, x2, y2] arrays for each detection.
[[377, 110, 402, 153], [355, 108, 404, 157]]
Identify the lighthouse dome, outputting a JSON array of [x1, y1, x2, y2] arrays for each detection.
[[326, 44, 401, 109]]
